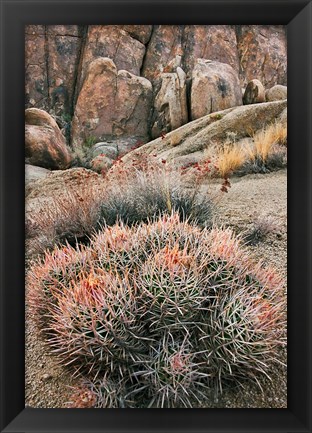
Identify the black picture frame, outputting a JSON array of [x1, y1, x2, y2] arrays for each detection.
[[0, 0, 311, 432]]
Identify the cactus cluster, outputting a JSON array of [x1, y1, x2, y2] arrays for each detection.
[[27, 214, 286, 408]]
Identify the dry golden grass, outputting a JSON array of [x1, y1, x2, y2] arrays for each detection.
[[270, 122, 287, 146], [216, 144, 246, 178], [214, 121, 287, 177], [252, 122, 287, 162]]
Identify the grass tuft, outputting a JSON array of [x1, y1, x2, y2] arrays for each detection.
[[215, 144, 246, 178]]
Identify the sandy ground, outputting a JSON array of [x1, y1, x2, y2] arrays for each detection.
[[25, 169, 287, 408]]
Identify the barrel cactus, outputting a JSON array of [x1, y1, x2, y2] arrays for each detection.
[[27, 213, 286, 407]]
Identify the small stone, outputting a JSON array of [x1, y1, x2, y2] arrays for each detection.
[[265, 85, 287, 102], [92, 143, 118, 160], [41, 373, 53, 381], [243, 79, 265, 105]]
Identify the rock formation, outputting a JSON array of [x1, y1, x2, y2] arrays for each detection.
[[266, 85, 287, 101], [243, 79, 266, 105], [236, 25, 287, 88], [71, 57, 153, 149], [77, 26, 147, 91], [190, 59, 242, 120], [25, 108, 72, 169], [151, 67, 188, 138], [182, 25, 240, 77], [122, 100, 287, 166], [141, 25, 184, 85], [25, 25, 287, 168]]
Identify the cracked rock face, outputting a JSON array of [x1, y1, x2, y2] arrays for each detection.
[[121, 25, 153, 45], [46, 26, 82, 117], [25, 26, 49, 111], [71, 57, 153, 148], [182, 25, 240, 78], [25, 25, 82, 117], [25, 108, 72, 169], [236, 25, 287, 88], [141, 25, 184, 85], [190, 59, 242, 120], [77, 26, 146, 92]]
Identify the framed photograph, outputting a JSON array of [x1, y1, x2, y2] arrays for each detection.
[[1, 0, 311, 432]]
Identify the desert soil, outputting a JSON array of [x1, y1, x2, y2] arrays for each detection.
[[25, 168, 287, 408]]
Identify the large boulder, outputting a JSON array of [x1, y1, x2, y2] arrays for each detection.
[[266, 85, 287, 102], [243, 79, 265, 105], [190, 59, 242, 120], [25, 108, 72, 169], [122, 100, 287, 166], [25, 164, 51, 185], [71, 58, 153, 148], [151, 67, 188, 138], [236, 25, 287, 88]]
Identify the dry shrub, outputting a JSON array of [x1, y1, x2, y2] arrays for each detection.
[[99, 155, 214, 228], [26, 182, 105, 254], [26, 155, 215, 258], [270, 122, 287, 146], [244, 214, 283, 245], [28, 214, 286, 408]]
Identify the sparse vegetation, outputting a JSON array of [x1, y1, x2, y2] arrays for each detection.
[[70, 135, 99, 168], [215, 143, 246, 178], [99, 157, 214, 228], [83, 135, 98, 149], [210, 113, 223, 120], [244, 214, 282, 245], [28, 214, 286, 408], [26, 156, 215, 257], [208, 121, 287, 178], [26, 181, 105, 254], [252, 122, 286, 162], [70, 146, 91, 168]]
